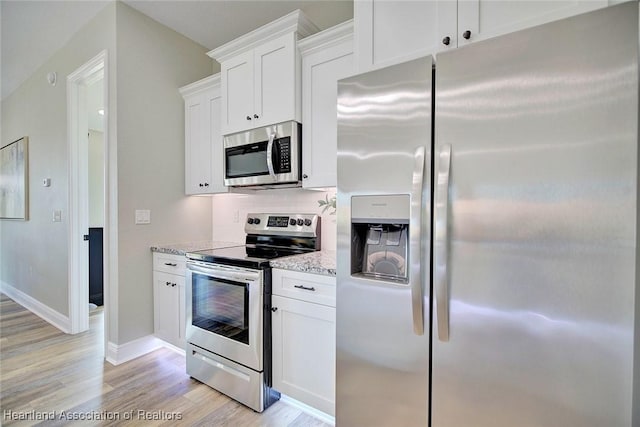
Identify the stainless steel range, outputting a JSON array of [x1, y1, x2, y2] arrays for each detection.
[[185, 213, 321, 412]]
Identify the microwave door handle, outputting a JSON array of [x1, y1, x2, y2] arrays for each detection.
[[266, 132, 276, 178]]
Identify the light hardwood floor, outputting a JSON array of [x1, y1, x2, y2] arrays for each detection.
[[0, 294, 330, 426]]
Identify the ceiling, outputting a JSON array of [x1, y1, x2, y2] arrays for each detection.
[[0, 0, 353, 100]]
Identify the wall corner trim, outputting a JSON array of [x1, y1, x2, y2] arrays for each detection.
[[105, 335, 164, 366], [0, 281, 71, 333]]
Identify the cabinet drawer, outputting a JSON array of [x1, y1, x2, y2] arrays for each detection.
[[153, 253, 186, 276], [272, 269, 336, 307]]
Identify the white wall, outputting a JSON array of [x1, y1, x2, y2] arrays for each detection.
[[0, 3, 116, 317], [88, 130, 104, 227], [211, 188, 337, 251], [114, 3, 214, 344], [1, 2, 216, 346]]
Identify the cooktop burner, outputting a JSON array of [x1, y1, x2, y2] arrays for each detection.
[[187, 245, 312, 269], [186, 213, 321, 269]]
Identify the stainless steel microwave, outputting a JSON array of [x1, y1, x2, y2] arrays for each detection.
[[223, 121, 302, 188]]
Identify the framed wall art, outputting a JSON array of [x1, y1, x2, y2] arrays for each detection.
[[0, 136, 29, 220]]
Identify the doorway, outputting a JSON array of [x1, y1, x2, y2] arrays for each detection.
[[87, 78, 104, 308], [67, 51, 110, 349]]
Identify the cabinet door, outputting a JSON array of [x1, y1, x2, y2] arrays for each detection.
[[153, 271, 181, 347], [253, 33, 298, 127], [222, 50, 254, 135], [272, 295, 336, 416], [457, 0, 607, 46], [302, 38, 354, 188], [184, 93, 210, 194], [355, 0, 455, 71], [177, 278, 186, 349], [205, 88, 227, 193], [184, 88, 227, 195]]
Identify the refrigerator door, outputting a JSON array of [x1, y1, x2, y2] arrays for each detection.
[[432, 3, 638, 427], [336, 56, 432, 426]]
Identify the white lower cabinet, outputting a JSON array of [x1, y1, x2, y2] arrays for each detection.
[[153, 253, 186, 349], [271, 269, 336, 416]]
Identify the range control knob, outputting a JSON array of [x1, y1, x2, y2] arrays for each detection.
[[289, 218, 297, 226], [253, 218, 261, 225], [297, 218, 304, 226], [304, 219, 312, 226], [247, 218, 254, 224]]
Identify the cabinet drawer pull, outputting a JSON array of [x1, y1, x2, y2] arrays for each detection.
[[246, 115, 252, 120], [164, 262, 177, 267], [294, 284, 316, 292], [166, 281, 171, 286], [253, 114, 259, 119]]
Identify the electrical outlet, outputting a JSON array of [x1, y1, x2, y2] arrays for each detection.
[[52, 210, 62, 222], [135, 209, 151, 225]]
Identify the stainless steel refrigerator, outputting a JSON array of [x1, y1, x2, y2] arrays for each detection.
[[336, 3, 639, 426]]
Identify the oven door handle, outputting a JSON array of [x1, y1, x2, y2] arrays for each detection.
[[266, 132, 277, 179], [187, 263, 260, 283]]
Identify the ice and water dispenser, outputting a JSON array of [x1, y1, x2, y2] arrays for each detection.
[[351, 195, 410, 283]]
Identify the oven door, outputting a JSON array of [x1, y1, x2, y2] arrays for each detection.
[[186, 261, 263, 371]]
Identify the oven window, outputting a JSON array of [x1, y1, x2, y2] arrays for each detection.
[[226, 142, 269, 178], [192, 273, 249, 345]]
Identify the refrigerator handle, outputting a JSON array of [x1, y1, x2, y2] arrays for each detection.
[[434, 144, 451, 342], [410, 146, 425, 336]]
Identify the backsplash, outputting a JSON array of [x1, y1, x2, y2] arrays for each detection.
[[211, 188, 337, 251]]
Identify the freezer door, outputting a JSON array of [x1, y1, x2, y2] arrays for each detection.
[[432, 3, 638, 427], [336, 56, 432, 426]]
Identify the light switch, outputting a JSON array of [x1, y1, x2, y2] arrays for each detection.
[[53, 210, 62, 222], [43, 178, 51, 187], [135, 209, 151, 225]]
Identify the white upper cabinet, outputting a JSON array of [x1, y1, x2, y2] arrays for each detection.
[[180, 74, 228, 195], [222, 51, 255, 134], [355, 0, 444, 72], [299, 20, 354, 189], [355, 0, 608, 72], [254, 35, 298, 128], [209, 10, 319, 136], [454, 0, 608, 49]]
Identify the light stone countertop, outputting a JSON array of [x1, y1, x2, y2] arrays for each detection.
[[150, 240, 242, 256], [269, 250, 336, 276]]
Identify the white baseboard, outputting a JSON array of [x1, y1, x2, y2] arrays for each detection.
[[105, 335, 164, 366], [279, 394, 335, 426], [0, 281, 71, 333]]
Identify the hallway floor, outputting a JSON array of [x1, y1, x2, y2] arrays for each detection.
[[0, 294, 330, 426]]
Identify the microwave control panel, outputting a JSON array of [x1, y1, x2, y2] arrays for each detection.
[[276, 137, 291, 173]]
